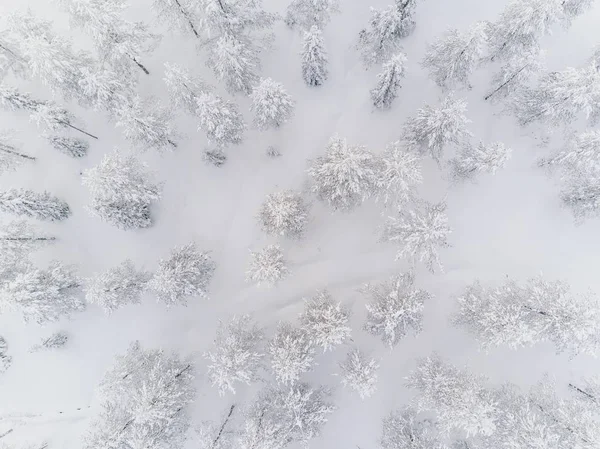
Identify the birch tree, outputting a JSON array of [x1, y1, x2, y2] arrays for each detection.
[[300, 290, 351, 352], [376, 140, 422, 208], [454, 276, 600, 356], [371, 53, 407, 109], [357, 5, 408, 67], [339, 348, 380, 399], [194, 405, 237, 449], [0, 132, 35, 174], [380, 406, 447, 449], [258, 190, 310, 239], [207, 35, 260, 95], [382, 201, 451, 273], [422, 22, 487, 90], [268, 322, 315, 385], [250, 78, 295, 130], [403, 95, 472, 163], [364, 273, 430, 348], [85, 342, 195, 449], [148, 243, 216, 305], [449, 141, 511, 183], [246, 244, 289, 287], [153, 0, 201, 38], [0, 220, 55, 257], [484, 46, 543, 102], [308, 135, 381, 211], [85, 260, 151, 314], [47, 136, 89, 158], [285, 0, 339, 30], [406, 354, 500, 437], [205, 315, 264, 395]]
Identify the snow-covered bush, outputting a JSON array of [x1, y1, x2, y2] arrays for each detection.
[[339, 347, 380, 399], [454, 276, 600, 356], [258, 190, 309, 239], [300, 290, 351, 351], [371, 53, 407, 109], [82, 150, 162, 230], [268, 322, 315, 385], [205, 315, 264, 395], [246, 244, 289, 287], [250, 78, 295, 130], [0, 189, 70, 221], [449, 141, 511, 183], [148, 243, 216, 305], [30, 331, 69, 352], [85, 260, 151, 314], [382, 201, 451, 272], [403, 95, 472, 163], [364, 273, 430, 348], [308, 135, 381, 211]]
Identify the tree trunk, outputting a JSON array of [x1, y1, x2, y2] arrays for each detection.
[[0, 143, 36, 161], [58, 121, 98, 140], [173, 0, 200, 38], [131, 57, 150, 75], [568, 383, 597, 402], [0, 237, 55, 242], [211, 404, 236, 449], [484, 64, 529, 101]]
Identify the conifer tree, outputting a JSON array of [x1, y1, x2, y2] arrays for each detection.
[[364, 273, 430, 348], [250, 78, 295, 130], [85, 260, 151, 314], [152, 0, 201, 38], [371, 53, 407, 109], [0, 189, 71, 222], [148, 243, 216, 305], [301, 26, 328, 87], [422, 22, 487, 90], [382, 201, 451, 273]]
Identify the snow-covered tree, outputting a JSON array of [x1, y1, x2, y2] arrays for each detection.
[[357, 0, 416, 67], [301, 26, 328, 87], [560, 164, 600, 222], [258, 190, 309, 239], [308, 135, 381, 211], [148, 243, 216, 306], [449, 141, 511, 183], [194, 405, 237, 449], [403, 95, 472, 163], [250, 78, 295, 130], [114, 96, 178, 151], [0, 189, 71, 222], [376, 140, 422, 208], [339, 347, 380, 399], [0, 132, 35, 174], [203, 149, 228, 167], [422, 22, 487, 90], [513, 62, 600, 127], [85, 260, 151, 314], [0, 85, 98, 139], [152, 0, 201, 38], [285, 0, 339, 30], [371, 53, 407, 109], [0, 220, 55, 257], [484, 48, 543, 101], [205, 315, 264, 395], [55, 0, 159, 76], [240, 383, 335, 449], [268, 322, 315, 385], [207, 35, 260, 95], [454, 276, 600, 357], [380, 406, 447, 449], [82, 150, 162, 230], [85, 341, 195, 449], [30, 331, 69, 352], [487, 0, 563, 63], [382, 201, 451, 273], [363, 273, 430, 348], [0, 336, 12, 374], [164, 63, 246, 148], [0, 261, 83, 324], [300, 290, 351, 351], [406, 354, 499, 437], [539, 130, 600, 171], [47, 135, 89, 158], [246, 244, 289, 287]]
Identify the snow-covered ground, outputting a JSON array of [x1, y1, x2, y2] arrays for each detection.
[[1, 0, 600, 448]]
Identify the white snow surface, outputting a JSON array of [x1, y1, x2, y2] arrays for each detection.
[[1, 0, 600, 448]]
